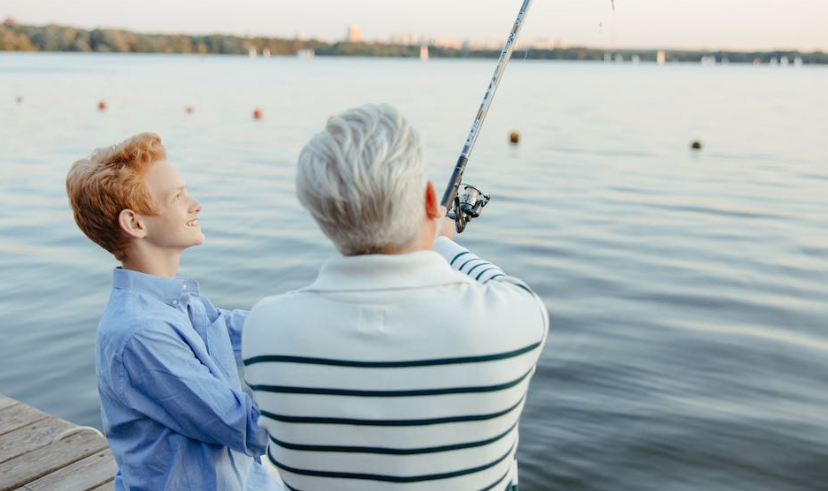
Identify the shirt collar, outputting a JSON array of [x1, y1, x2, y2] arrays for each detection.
[[112, 267, 200, 307], [305, 250, 473, 292]]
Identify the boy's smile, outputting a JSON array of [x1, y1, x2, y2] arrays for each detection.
[[142, 160, 205, 250]]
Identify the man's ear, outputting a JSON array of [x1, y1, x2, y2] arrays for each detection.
[[118, 209, 147, 239], [424, 181, 441, 219]]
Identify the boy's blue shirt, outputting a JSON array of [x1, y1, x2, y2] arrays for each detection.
[[96, 267, 280, 491]]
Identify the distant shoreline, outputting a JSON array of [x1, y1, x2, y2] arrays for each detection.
[[2, 22, 826, 65]]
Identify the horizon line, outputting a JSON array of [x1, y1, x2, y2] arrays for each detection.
[[3, 19, 826, 54]]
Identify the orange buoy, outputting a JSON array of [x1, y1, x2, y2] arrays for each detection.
[[509, 131, 520, 145], [253, 108, 262, 120], [16, 96, 23, 104], [98, 100, 107, 111], [185, 106, 194, 114]]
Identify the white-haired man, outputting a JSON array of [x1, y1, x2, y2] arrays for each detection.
[[243, 104, 548, 491]]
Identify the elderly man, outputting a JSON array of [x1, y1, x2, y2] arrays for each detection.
[[243, 104, 548, 491]]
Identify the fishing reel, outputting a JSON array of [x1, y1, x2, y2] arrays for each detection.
[[448, 184, 491, 234]]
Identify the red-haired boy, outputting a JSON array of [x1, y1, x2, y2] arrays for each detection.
[[66, 133, 282, 491]]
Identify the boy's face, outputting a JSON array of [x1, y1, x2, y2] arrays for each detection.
[[141, 160, 205, 251]]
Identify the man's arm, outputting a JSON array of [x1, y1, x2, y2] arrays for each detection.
[[433, 217, 549, 340], [120, 323, 268, 456], [433, 234, 537, 293], [433, 213, 511, 282]]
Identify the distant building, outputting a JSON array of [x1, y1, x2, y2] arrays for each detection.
[[528, 38, 565, 50], [466, 38, 502, 50], [347, 24, 364, 43], [657, 50, 666, 65], [389, 33, 418, 46], [433, 37, 463, 50], [3, 16, 19, 26]]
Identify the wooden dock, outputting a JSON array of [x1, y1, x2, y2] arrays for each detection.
[[0, 393, 115, 491]]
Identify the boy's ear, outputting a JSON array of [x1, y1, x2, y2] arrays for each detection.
[[118, 209, 147, 239]]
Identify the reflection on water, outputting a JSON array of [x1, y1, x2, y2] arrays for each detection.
[[1, 53, 827, 491]]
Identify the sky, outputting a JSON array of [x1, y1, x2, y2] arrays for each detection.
[[3, 0, 827, 51]]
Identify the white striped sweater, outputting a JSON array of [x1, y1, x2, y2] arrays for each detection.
[[243, 237, 549, 491]]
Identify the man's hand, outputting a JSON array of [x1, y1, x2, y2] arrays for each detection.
[[438, 206, 455, 241]]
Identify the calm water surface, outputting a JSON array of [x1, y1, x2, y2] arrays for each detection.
[[1, 53, 828, 490]]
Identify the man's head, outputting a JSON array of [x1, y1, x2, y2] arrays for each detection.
[[66, 133, 203, 263], [296, 104, 440, 256]]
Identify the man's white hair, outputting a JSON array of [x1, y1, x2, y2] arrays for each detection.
[[296, 104, 427, 256]]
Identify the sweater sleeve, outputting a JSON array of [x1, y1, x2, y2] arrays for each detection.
[[434, 237, 549, 341], [434, 236, 533, 288]]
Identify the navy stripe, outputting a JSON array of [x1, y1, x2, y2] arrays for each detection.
[[450, 251, 470, 266], [259, 395, 525, 426], [279, 453, 513, 491], [248, 369, 532, 397], [269, 420, 518, 455], [457, 258, 474, 271], [484, 274, 505, 282], [479, 468, 512, 491], [269, 442, 515, 483], [475, 267, 501, 281], [244, 341, 541, 368], [467, 261, 490, 275]]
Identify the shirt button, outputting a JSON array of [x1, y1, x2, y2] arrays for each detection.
[[182, 284, 187, 290], [172, 299, 178, 305]]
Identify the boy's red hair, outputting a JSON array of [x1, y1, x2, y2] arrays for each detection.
[[66, 133, 165, 261]]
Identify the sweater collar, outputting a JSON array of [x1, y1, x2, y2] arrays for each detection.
[[305, 250, 473, 292]]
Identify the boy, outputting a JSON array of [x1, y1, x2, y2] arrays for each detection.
[[66, 133, 281, 491]]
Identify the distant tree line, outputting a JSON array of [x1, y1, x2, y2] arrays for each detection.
[[2, 22, 827, 65], [0, 23, 324, 55]]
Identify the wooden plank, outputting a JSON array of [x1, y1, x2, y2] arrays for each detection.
[[84, 480, 115, 491], [0, 405, 48, 437], [0, 430, 109, 491], [13, 450, 117, 491], [0, 394, 18, 411], [0, 418, 75, 465]]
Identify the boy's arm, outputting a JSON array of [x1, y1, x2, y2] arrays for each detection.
[[120, 322, 268, 456]]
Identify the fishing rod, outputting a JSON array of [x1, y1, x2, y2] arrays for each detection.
[[441, 0, 533, 233]]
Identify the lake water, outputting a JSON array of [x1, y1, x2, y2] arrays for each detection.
[[1, 52, 827, 490]]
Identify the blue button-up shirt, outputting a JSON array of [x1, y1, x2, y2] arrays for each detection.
[[96, 268, 281, 491]]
